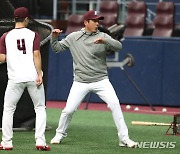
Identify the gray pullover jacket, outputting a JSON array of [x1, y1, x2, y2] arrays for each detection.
[[51, 28, 122, 83]]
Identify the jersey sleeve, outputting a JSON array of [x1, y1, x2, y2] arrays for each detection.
[[0, 33, 7, 54], [33, 32, 40, 51]]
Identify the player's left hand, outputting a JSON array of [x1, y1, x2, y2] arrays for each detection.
[[94, 38, 105, 44]]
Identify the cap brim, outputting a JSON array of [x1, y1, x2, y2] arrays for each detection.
[[93, 16, 104, 20], [98, 16, 104, 20]]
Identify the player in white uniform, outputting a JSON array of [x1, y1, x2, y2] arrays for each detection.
[[50, 10, 137, 148], [0, 7, 50, 151]]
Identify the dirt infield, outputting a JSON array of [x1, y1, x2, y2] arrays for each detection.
[[46, 101, 180, 116]]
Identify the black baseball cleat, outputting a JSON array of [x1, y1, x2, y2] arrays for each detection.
[[36, 145, 51, 151]]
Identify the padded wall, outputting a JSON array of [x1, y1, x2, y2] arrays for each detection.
[[47, 35, 180, 107]]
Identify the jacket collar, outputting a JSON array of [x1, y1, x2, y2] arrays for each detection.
[[75, 28, 99, 40]]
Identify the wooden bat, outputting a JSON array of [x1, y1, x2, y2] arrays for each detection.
[[131, 121, 172, 126]]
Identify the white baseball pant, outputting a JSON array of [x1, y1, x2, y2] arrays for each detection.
[[55, 78, 129, 142], [1, 80, 47, 147]]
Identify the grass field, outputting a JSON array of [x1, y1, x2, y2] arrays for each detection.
[[0, 108, 179, 154]]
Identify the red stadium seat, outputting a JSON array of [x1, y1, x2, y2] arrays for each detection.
[[123, 15, 145, 37], [156, 2, 175, 18], [152, 15, 174, 37], [100, 15, 117, 28], [123, 1, 146, 37], [152, 2, 175, 37], [127, 1, 146, 18], [65, 14, 84, 34], [99, 0, 119, 28]]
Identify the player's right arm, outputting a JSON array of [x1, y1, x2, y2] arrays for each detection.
[[51, 29, 70, 53], [52, 29, 63, 38]]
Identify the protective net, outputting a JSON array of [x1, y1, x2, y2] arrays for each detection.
[[0, 0, 52, 130], [173, 114, 180, 135], [166, 114, 180, 135]]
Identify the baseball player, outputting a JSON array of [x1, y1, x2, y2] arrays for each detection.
[[50, 10, 137, 148], [0, 7, 50, 151]]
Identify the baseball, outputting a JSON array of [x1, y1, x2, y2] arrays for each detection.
[[126, 105, 131, 110], [162, 108, 167, 112], [134, 107, 139, 111]]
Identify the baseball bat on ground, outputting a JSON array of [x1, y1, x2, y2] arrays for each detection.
[[131, 121, 171, 126]]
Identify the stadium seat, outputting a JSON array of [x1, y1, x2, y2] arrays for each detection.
[[152, 15, 174, 37], [123, 15, 145, 37], [65, 14, 84, 34], [99, 0, 119, 28], [123, 1, 146, 37], [100, 15, 117, 28], [151, 2, 175, 37], [156, 2, 175, 18], [127, 1, 146, 18]]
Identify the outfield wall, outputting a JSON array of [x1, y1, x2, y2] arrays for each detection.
[[47, 35, 180, 107]]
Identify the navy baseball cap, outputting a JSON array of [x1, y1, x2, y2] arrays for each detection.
[[14, 7, 30, 19], [83, 10, 104, 21]]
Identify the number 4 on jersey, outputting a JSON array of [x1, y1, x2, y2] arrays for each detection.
[[17, 39, 26, 54]]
